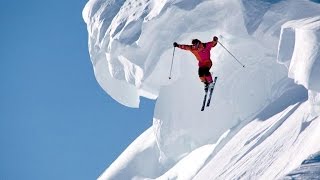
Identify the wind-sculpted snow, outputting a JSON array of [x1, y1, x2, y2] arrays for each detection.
[[278, 15, 320, 118], [283, 151, 320, 179], [82, 0, 251, 108], [278, 16, 320, 92], [194, 98, 320, 180], [82, 0, 320, 179], [283, 152, 320, 180]]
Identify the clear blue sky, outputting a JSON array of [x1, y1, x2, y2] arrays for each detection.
[[0, 0, 154, 179]]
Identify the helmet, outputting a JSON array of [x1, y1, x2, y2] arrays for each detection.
[[192, 39, 201, 45]]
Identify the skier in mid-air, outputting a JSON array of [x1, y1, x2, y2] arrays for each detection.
[[173, 36, 219, 111], [173, 36, 218, 90]]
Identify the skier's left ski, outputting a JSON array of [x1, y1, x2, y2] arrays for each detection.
[[206, 76, 218, 107], [201, 87, 209, 111]]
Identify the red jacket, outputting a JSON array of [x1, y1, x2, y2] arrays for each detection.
[[178, 40, 217, 67]]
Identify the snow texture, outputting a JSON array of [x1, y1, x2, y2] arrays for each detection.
[[278, 16, 320, 92], [283, 151, 320, 179], [82, 0, 320, 179]]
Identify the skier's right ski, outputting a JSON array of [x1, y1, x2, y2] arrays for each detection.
[[201, 87, 209, 111]]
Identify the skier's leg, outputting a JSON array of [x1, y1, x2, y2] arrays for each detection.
[[198, 67, 209, 91], [198, 67, 206, 83], [205, 74, 213, 84], [204, 67, 213, 84], [200, 76, 206, 83], [203, 61, 213, 84]]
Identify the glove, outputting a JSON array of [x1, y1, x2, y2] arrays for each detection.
[[173, 42, 179, 47], [213, 36, 218, 41]]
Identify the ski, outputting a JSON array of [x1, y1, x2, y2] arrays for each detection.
[[201, 87, 209, 111], [206, 76, 218, 107], [201, 76, 218, 111]]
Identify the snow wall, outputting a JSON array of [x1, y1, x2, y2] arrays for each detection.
[[82, 0, 320, 179], [278, 15, 320, 115]]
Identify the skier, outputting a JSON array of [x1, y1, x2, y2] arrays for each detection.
[[173, 36, 218, 90]]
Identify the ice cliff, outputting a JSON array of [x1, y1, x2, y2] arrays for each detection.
[[82, 0, 320, 179]]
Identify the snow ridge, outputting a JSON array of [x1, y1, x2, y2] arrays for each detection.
[[82, 0, 320, 179]]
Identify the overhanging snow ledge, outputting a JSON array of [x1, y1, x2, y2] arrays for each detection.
[[278, 16, 320, 115], [277, 16, 320, 92]]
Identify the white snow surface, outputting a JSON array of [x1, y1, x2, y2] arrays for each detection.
[[82, 0, 320, 179], [278, 16, 320, 92]]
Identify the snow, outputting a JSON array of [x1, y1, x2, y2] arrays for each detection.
[[284, 151, 320, 179], [194, 88, 317, 179], [98, 127, 161, 180], [278, 16, 320, 92], [82, 0, 320, 179]]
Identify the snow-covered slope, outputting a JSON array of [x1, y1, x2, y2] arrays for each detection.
[[283, 151, 320, 179], [82, 0, 320, 179]]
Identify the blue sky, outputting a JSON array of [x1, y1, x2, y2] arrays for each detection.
[[0, 0, 154, 179]]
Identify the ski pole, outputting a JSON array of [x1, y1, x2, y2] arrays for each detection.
[[218, 41, 245, 68], [169, 47, 176, 79]]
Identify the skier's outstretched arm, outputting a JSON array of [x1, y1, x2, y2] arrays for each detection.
[[173, 42, 192, 51], [205, 36, 218, 48], [212, 36, 218, 47]]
